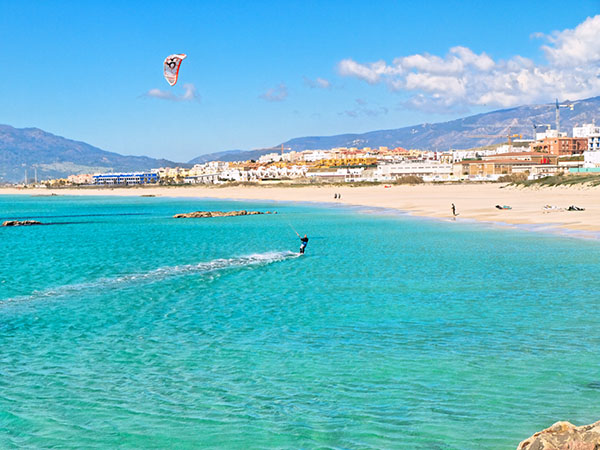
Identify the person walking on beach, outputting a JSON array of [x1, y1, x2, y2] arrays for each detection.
[[299, 234, 309, 254], [451, 203, 458, 219]]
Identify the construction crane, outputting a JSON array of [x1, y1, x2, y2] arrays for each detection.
[[532, 123, 551, 140], [555, 99, 574, 135], [467, 132, 522, 151]]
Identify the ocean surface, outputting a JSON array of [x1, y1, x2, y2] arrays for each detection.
[[1, 194, 600, 449]]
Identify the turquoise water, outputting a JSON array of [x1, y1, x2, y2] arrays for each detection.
[[1, 195, 600, 449]]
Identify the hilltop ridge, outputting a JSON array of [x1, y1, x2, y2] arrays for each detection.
[[2, 96, 600, 182], [0, 125, 182, 183], [192, 96, 600, 162]]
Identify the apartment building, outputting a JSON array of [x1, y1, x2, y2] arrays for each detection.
[[530, 137, 588, 156]]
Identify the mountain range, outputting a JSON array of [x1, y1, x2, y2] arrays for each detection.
[[2, 96, 599, 182], [193, 96, 600, 162], [280, 96, 600, 151], [0, 125, 181, 183]]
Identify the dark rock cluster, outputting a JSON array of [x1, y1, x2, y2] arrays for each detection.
[[173, 210, 276, 219], [2, 220, 43, 227]]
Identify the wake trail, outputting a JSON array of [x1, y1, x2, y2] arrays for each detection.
[[1, 251, 299, 305]]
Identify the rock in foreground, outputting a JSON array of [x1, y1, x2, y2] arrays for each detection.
[[2, 220, 43, 227], [173, 210, 276, 219], [518, 420, 600, 450]]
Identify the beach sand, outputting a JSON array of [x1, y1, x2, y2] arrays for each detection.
[[2, 183, 599, 233]]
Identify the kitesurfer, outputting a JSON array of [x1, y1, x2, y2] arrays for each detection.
[[299, 234, 309, 254]]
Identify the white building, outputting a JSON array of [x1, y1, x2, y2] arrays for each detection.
[[586, 135, 600, 152], [584, 149, 600, 168], [303, 150, 329, 162], [258, 153, 282, 163], [375, 161, 453, 181], [573, 123, 600, 138], [219, 168, 250, 182], [218, 165, 308, 183], [184, 173, 220, 184], [450, 149, 480, 162], [536, 129, 567, 140], [307, 167, 364, 182]]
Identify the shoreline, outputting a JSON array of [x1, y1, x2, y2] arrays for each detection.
[[2, 183, 600, 234]]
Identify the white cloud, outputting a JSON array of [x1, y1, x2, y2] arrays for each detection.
[[338, 59, 400, 84], [304, 76, 331, 89], [144, 83, 200, 102], [539, 15, 600, 66], [337, 15, 600, 111], [259, 83, 288, 102]]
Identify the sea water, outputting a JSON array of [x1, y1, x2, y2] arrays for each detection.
[[1, 194, 600, 449]]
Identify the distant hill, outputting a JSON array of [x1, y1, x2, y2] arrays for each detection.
[[188, 96, 600, 163], [187, 149, 274, 164], [281, 96, 600, 151], [4, 95, 600, 182], [0, 125, 182, 183]]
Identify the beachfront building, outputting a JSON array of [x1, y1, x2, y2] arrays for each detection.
[[452, 152, 564, 180], [453, 151, 563, 180], [306, 167, 365, 182], [452, 160, 518, 180], [375, 161, 453, 181], [530, 137, 588, 156], [93, 172, 159, 185], [184, 173, 220, 184]]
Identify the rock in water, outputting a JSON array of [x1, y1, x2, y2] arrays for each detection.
[[517, 420, 600, 449], [173, 210, 274, 219], [2, 220, 43, 227]]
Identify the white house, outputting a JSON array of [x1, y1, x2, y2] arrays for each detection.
[[573, 124, 600, 138], [375, 161, 453, 181]]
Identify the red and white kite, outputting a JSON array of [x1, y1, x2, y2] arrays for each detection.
[[163, 54, 187, 86]]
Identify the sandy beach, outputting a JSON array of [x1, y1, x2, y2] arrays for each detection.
[[2, 183, 600, 234]]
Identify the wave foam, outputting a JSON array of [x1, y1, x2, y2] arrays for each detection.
[[3, 251, 299, 305]]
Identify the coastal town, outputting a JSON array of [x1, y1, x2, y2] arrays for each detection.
[[40, 122, 600, 187], [6, 3, 600, 449]]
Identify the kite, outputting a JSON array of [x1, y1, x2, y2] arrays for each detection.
[[163, 54, 187, 86]]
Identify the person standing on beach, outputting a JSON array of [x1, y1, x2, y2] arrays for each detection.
[[451, 203, 457, 218]]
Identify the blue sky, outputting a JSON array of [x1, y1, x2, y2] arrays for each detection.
[[1, 0, 599, 162]]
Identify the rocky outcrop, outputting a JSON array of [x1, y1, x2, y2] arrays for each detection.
[[518, 420, 600, 450], [2, 220, 43, 227], [173, 210, 276, 219]]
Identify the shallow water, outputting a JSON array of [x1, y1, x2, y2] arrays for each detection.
[[1, 195, 599, 449]]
